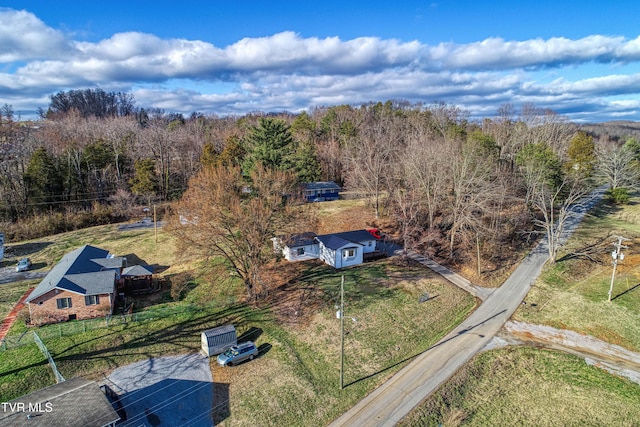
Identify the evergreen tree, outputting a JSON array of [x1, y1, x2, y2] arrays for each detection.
[[293, 141, 321, 182], [242, 118, 294, 175], [23, 147, 63, 210], [566, 131, 596, 177], [129, 159, 157, 206]]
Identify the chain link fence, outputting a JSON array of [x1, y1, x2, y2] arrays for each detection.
[[0, 299, 233, 352]]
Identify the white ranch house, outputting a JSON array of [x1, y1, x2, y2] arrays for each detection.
[[273, 230, 379, 268]]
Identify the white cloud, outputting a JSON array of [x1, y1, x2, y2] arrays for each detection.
[[2, 8, 640, 122], [0, 8, 73, 62]]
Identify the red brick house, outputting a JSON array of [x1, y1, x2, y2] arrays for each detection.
[[26, 245, 125, 325]]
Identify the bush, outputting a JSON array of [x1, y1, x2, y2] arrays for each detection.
[[168, 272, 195, 301], [0, 203, 123, 242], [606, 187, 631, 205]]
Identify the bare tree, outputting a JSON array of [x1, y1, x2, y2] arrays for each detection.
[[389, 187, 422, 260], [403, 135, 448, 230], [528, 175, 591, 262], [444, 140, 501, 258], [168, 164, 311, 300], [596, 141, 640, 191], [344, 103, 402, 218]]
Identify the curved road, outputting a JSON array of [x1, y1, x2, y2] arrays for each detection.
[[330, 189, 604, 427]]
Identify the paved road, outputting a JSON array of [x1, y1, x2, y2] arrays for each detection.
[[0, 266, 47, 284], [330, 188, 604, 427]]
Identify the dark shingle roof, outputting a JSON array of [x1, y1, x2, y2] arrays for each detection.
[[122, 265, 154, 276], [282, 232, 318, 247], [304, 181, 341, 191], [0, 377, 120, 427], [26, 245, 116, 302], [329, 230, 375, 243], [316, 234, 360, 251], [59, 271, 117, 295]]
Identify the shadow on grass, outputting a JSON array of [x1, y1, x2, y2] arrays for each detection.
[[46, 303, 271, 370], [238, 326, 262, 343], [257, 343, 272, 357], [344, 309, 506, 389], [556, 235, 610, 263], [612, 283, 640, 301], [5, 242, 52, 258]]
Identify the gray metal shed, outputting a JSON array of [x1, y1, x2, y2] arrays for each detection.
[[201, 324, 237, 356]]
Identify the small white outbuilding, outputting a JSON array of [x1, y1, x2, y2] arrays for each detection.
[[201, 324, 237, 357]]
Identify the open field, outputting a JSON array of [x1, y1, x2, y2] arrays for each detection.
[[512, 196, 640, 352], [399, 346, 640, 427], [211, 260, 475, 426]]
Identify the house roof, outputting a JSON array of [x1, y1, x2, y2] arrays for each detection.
[[329, 230, 376, 244], [0, 377, 120, 427], [122, 265, 154, 276], [304, 181, 341, 191], [282, 232, 317, 248], [316, 234, 361, 251], [59, 271, 117, 296], [91, 256, 126, 269], [26, 245, 117, 302]]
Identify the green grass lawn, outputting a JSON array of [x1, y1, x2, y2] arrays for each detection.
[[211, 260, 476, 426], [399, 346, 640, 427], [512, 195, 640, 351], [0, 223, 476, 427], [0, 280, 37, 321]]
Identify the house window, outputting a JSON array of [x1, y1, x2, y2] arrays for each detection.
[[343, 248, 356, 258], [85, 295, 100, 306], [296, 247, 305, 256], [56, 298, 72, 309]]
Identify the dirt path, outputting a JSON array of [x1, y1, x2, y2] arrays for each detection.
[[492, 320, 640, 384]]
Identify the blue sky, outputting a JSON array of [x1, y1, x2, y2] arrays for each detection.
[[2, 1, 640, 122]]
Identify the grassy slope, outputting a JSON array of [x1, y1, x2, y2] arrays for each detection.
[[512, 197, 640, 351], [402, 194, 640, 426], [214, 261, 475, 426], [399, 347, 640, 427]]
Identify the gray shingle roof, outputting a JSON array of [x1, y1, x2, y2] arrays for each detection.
[[282, 232, 317, 247], [329, 230, 376, 243], [0, 377, 120, 427], [316, 234, 360, 251], [26, 245, 116, 302], [121, 265, 154, 276], [90, 256, 126, 269], [59, 271, 117, 295]]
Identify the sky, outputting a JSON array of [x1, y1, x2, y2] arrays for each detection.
[[2, 1, 640, 122]]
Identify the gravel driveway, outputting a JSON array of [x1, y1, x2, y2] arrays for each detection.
[[103, 353, 214, 427]]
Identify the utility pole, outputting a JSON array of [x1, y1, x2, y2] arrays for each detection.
[[339, 275, 344, 390], [608, 235, 629, 302], [154, 204, 157, 244]]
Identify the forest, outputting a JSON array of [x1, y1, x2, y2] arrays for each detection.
[[2, 89, 640, 285]]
